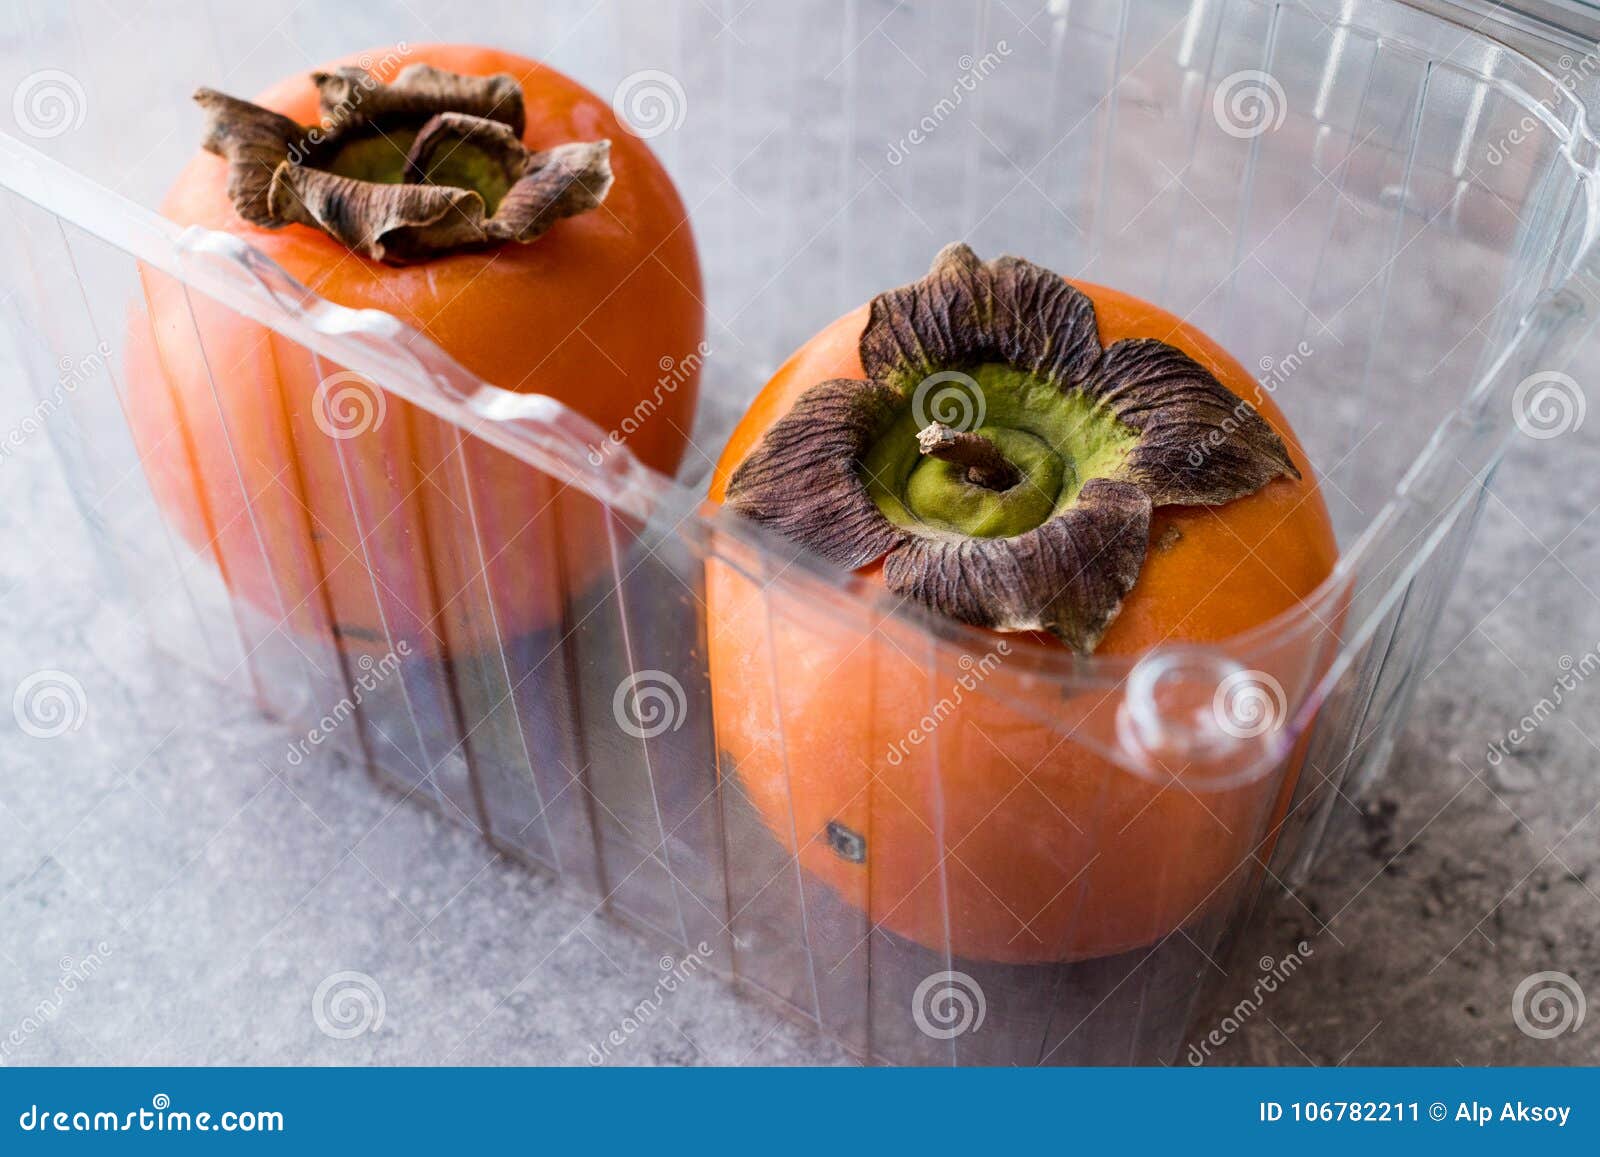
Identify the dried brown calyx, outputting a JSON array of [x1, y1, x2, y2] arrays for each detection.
[[725, 244, 1301, 653], [195, 63, 613, 264]]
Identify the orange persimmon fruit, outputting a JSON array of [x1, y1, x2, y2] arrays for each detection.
[[128, 44, 703, 658], [707, 245, 1337, 964]]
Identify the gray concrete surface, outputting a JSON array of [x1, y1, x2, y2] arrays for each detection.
[[1, 327, 1596, 1067], [1209, 409, 1600, 1066], [1, 0, 1598, 1068]]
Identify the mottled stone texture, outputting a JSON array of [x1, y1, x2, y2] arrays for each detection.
[[1, 0, 1597, 1066], [1208, 405, 1600, 1066], [1, 337, 1595, 1065]]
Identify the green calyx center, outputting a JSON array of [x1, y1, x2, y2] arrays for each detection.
[[326, 129, 513, 213], [863, 364, 1139, 540]]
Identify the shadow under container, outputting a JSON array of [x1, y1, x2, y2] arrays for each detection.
[[3, 0, 1600, 1063]]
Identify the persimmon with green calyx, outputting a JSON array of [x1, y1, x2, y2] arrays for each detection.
[[707, 244, 1337, 964], [128, 45, 704, 659]]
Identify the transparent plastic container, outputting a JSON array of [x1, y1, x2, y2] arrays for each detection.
[[3, 0, 1598, 1064]]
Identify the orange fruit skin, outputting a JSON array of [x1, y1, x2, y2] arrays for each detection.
[[129, 44, 704, 657], [707, 289, 1338, 964]]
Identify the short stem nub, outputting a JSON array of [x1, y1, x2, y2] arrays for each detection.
[[917, 423, 1021, 491]]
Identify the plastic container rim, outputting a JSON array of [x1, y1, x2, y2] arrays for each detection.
[[0, 0, 1594, 699]]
